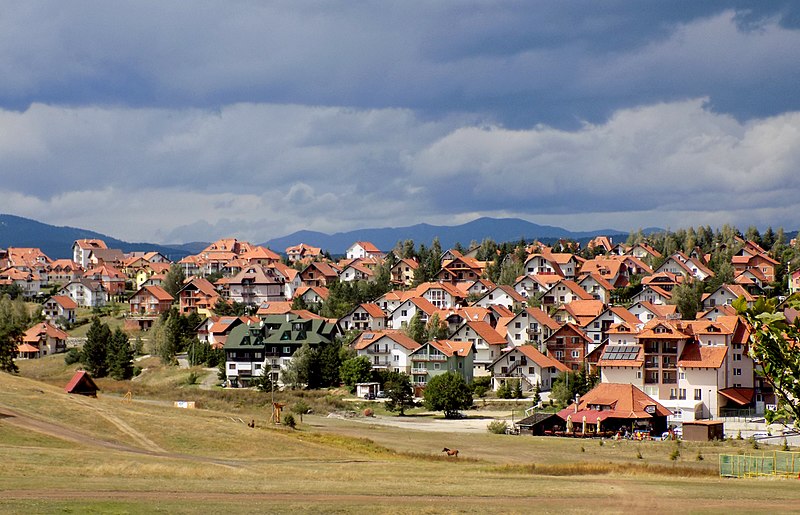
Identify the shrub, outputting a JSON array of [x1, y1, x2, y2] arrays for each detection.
[[283, 413, 296, 429], [64, 348, 81, 365], [487, 420, 508, 434], [669, 447, 680, 461], [696, 451, 704, 461], [636, 449, 643, 460], [186, 371, 199, 385]]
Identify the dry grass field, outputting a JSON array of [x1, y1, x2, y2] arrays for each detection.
[[2, 363, 800, 514]]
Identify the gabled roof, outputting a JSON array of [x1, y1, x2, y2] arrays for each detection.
[[463, 320, 507, 346], [597, 344, 644, 368], [413, 339, 473, 358], [74, 239, 107, 250], [256, 301, 294, 315], [678, 342, 728, 368], [545, 280, 595, 301], [132, 285, 174, 302], [557, 383, 671, 420], [475, 284, 526, 305], [491, 344, 569, 372], [46, 295, 78, 310], [577, 273, 615, 292], [357, 303, 386, 318], [354, 330, 420, 351], [65, 371, 99, 395], [636, 319, 690, 340], [516, 307, 561, 331], [23, 322, 68, 342], [178, 277, 219, 297], [351, 241, 382, 253]]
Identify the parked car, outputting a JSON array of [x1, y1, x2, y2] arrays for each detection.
[[376, 391, 387, 398], [364, 392, 376, 400]]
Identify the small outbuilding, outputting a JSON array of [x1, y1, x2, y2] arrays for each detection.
[[681, 420, 724, 441], [65, 370, 99, 397]]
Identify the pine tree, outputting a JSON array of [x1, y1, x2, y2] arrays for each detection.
[[82, 317, 111, 377], [404, 312, 426, 344], [107, 327, 134, 380]]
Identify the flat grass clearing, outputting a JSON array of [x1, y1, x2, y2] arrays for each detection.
[[2, 372, 800, 513]]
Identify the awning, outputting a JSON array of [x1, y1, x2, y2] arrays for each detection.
[[718, 387, 754, 406], [16, 343, 40, 353]]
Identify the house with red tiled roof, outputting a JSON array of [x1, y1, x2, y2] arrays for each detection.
[[541, 279, 594, 311], [409, 339, 474, 390], [293, 285, 329, 306], [339, 303, 387, 332], [84, 264, 126, 297], [299, 261, 341, 288], [346, 241, 384, 260], [576, 273, 615, 304], [654, 253, 714, 281], [228, 265, 285, 306], [513, 273, 561, 300], [46, 259, 83, 286], [503, 307, 561, 349], [73, 239, 107, 268], [58, 278, 107, 307], [587, 236, 614, 254], [523, 253, 564, 277], [388, 296, 438, 330], [628, 301, 678, 323], [436, 255, 486, 284], [732, 252, 780, 283], [389, 258, 418, 287], [413, 281, 466, 309], [471, 285, 525, 311], [20, 322, 69, 357], [255, 301, 293, 316], [450, 320, 507, 377], [339, 261, 375, 283], [578, 257, 632, 288], [177, 277, 220, 316], [557, 383, 672, 436], [702, 284, 757, 311], [353, 330, 420, 373], [544, 323, 593, 372], [0, 267, 42, 298], [239, 246, 281, 266], [286, 243, 323, 263], [489, 344, 569, 392], [129, 285, 174, 316], [583, 306, 641, 351], [628, 243, 662, 261], [463, 278, 495, 298], [553, 299, 605, 327], [42, 295, 78, 326], [540, 249, 583, 280], [631, 285, 673, 306]]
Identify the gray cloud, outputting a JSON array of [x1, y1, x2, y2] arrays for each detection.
[[1, 98, 800, 242]]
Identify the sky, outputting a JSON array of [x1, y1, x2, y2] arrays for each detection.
[[1, 1, 800, 244]]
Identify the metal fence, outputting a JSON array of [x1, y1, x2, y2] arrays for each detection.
[[719, 451, 800, 478]]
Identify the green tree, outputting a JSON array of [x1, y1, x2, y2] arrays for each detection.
[[340, 356, 373, 392], [281, 342, 314, 389], [424, 313, 449, 342], [735, 296, 800, 427], [384, 372, 415, 415], [423, 371, 473, 418], [670, 281, 704, 320], [404, 311, 426, 344], [81, 317, 111, 377], [107, 327, 134, 380], [163, 263, 186, 299], [550, 368, 597, 408]]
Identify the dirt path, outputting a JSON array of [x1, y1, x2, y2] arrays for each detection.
[[0, 405, 239, 468], [67, 395, 166, 452], [198, 368, 219, 390]]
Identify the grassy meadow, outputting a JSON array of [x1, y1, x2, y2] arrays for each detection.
[[2, 359, 800, 513]]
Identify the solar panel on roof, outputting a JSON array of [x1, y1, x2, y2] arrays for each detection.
[[363, 333, 374, 340]]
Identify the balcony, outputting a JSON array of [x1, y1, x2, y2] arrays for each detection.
[[413, 354, 446, 361], [365, 348, 389, 355], [411, 368, 428, 375]]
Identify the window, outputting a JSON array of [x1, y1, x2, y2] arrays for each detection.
[[254, 364, 261, 370], [228, 363, 235, 369], [733, 353, 741, 361], [694, 389, 702, 400], [571, 350, 580, 358], [555, 351, 564, 359], [509, 355, 516, 362], [678, 389, 686, 400], [394, 355, 399, 362], [669, 388, 677, 400], [734, 368, 742, 376], [636, 371, 642, 379], [594, 322, 600, 328], [434, 363, 441, 370], [401, 310, 407, 317], [283, 346, 291, 354], [515, 322, 521, 329], [528, 367, 535, 374]]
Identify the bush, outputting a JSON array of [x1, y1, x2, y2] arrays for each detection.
[[186, 371, 199, 385], [487, 420, 509, 434], [64, 348, 81, 365], [669, 447, 680, 461], [283, 413, 296, 429]]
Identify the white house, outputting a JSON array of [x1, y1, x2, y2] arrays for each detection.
[[346, 241, 384, 260], [354, 331, 420, 373], [503, 307, 561, 349], [58, 279, 108, 308], [450, 320, 507, 377], [488, 345, 569, 391]]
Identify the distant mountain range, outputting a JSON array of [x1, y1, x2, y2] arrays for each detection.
[[260, 217, 642, 254], [0, 213, 653, 259], [0, 214, 192, 260]]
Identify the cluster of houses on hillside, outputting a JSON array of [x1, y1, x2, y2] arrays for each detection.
[[2, 234, 795, 427]]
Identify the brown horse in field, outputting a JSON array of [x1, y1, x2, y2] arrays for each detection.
[[442, 447, 459, 457]]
